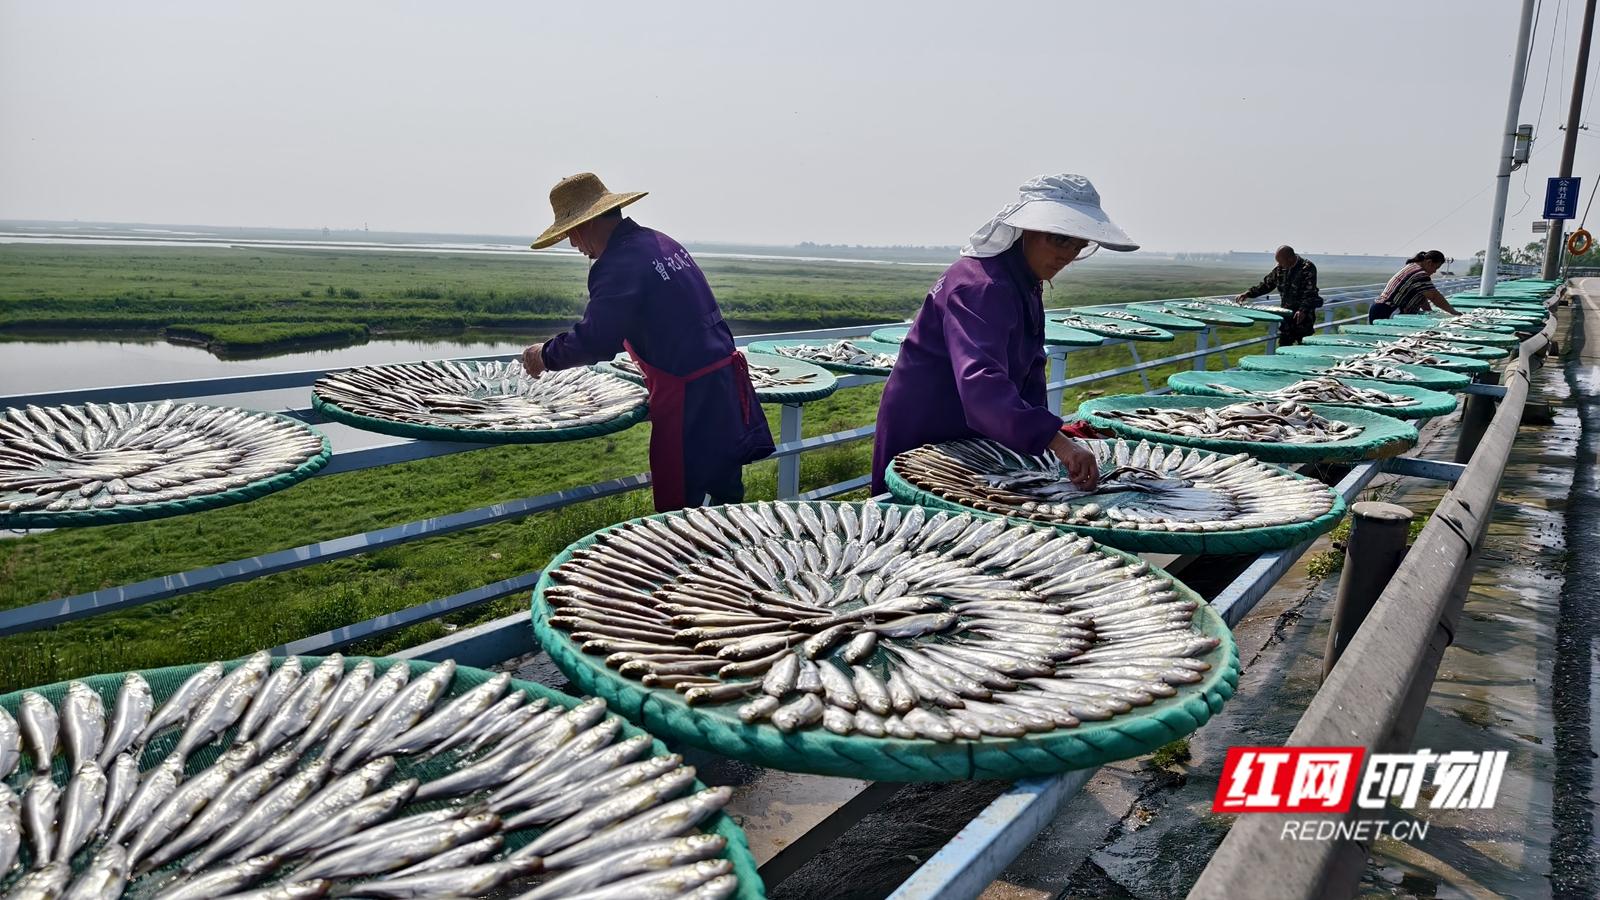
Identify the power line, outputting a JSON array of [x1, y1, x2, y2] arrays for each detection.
[[1393, 138, 1558, 254]]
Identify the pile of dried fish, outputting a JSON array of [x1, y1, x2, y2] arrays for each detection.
[[770, 341, 896, 370], [1323, 360, 1421, 382], [1204, 376, 1418, 409], [1092, 400, 1363, 444], [1081, 310, 1153, 325], [1050, 315, 1163, 339], [314, 361, 646, 434], [609, 355, 821, 388], [1350, 345, 1458, 367], [0, 402, 325, 516], [1202, 297, 1293, 315], [0, 656, 738, 899], [1313, 335, 1474, 356], [543, 501, 1221, 742], [893, 439, 1336, 531]]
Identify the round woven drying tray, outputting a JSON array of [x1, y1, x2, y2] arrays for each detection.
[[1273, 344, 1493, 375], [1234, 354, 1472, 391], [0, 656, 764, 899], [1298, 334, 1509, 361], [0, 402, 331, 530], [1072, 395, 1419, 463], [744, 338, 901, 376], [531, 502, 1239, 782], [884, 439, 1347, 556], [596, 351, 839, 404], [1164, 370, 1458, 420]]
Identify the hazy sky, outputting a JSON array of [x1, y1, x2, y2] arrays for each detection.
[[4, 0, 1600, 257]]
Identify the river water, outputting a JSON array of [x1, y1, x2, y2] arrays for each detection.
[[0, 336, 540, 453]]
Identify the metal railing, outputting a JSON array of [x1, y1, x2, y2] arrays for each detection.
[[1, 275, 1492, 899], [1188, 315, 1555, 900]]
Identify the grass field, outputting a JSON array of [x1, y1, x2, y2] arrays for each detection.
[[0, 243, 1381, 350]]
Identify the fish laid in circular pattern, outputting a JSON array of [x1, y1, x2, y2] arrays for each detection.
[[313, 361, 647, 437], [0, 402, 328, 523], [538, 501, 1225, 756], [0, 657, 748, 899], [891, 438, 1338, 533]]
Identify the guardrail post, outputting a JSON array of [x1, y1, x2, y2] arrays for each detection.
[[1047, 351, 1067, 412], [777, 403, 804, 499], [1126, 344, 1153, 391], [1453, 371, 1503, 463], [1193, 329, 1210, 370], [1265, 319, 1279, 352], [1322, 501, 1414, 682]]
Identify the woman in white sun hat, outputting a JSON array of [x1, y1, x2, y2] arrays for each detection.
[[870, 173, 1139, 494]]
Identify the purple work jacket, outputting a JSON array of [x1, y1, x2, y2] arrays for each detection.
[[541, 218, 774, 484], [870, 243, 1062, 493]]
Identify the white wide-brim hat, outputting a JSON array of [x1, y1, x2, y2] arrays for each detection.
[[963, 173, 1139, 257]]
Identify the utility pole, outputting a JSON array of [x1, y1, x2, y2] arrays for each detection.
[[1482, 0, 1539, 296], [1543, 0, 1600, 280]]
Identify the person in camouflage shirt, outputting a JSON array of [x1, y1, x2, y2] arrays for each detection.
[[1234, 245, 1322, 345]]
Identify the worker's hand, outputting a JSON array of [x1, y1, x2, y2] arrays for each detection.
[[1050, 433, 1099, 490], [520, 345, 546, 378], [1234, 292, 1249, 302]]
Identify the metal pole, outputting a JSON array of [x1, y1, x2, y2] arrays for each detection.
[[1454, 371, 1504, 463], [1544, 0, 1600, 279], [1481, 0, 1539, 296], [1322, 501, 1415, 681], [777, 404, 803, 499]]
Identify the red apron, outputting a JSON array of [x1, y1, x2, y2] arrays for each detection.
[[624, 340, 755, 512]]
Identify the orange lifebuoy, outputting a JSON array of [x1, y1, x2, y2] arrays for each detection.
[[1568, 228, 1594, 256]]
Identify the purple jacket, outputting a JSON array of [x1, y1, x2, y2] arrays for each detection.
[[541, 218, 773, 475], [870, 243, 1062, 493]]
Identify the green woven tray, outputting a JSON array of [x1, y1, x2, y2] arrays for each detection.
[[871, 322, 1106, 348], [745, 338, 900, 376], [1445, 298, 1550, 312], [1128, 301, 1255, 327], [1188, 301, 1292, 323], [530, 503, 1239, 782], [1274, 344, 1492, 375], [597, 351, 839, 405], [1234, 354, 1471, 391], [0, 656, 764, 899], [1072, 395, 1419, 463], [1045, 313, 1177, 342], [1339, 323, 1520, 349], [1077, 305, 1209, 331], [1299, 333, 1509, 361], [0, 411, 332, 531], [1382, 315, 1523, 333], [313, 392, 648, 444], [1165, 370, 1458, 420], [882, 455, 1347, 556]]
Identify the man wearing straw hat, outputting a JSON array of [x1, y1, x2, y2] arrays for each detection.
[[871, 174, 1140, 494], [521, 173, 773, 512]]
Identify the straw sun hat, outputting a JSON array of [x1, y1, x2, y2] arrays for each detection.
[[529, 173, 648, 249]]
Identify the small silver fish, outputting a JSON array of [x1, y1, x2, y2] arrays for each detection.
[[21, 776, 60, 867], [97, 673, 152, 768], [60, 683, 105, 771], [135, 661, 224, 751], [18, 692, 58, 776], [54, 761, 106, 864], [60, 844, 128, 900]]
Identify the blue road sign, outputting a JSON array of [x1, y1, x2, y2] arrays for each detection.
[[1544, 177, 1581, 219]]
